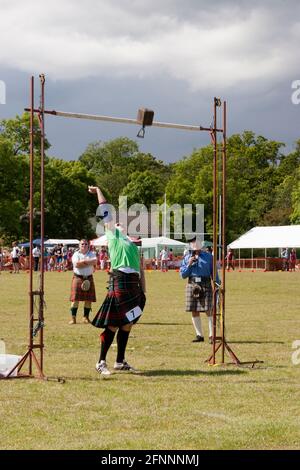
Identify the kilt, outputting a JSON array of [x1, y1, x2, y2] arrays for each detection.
[[92, 270, 146, 328], [70, 274, 96, 302], [185, 277, 212, 316]]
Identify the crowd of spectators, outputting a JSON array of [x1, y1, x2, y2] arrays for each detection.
[[0, 243, 113, 273], [4, 242, 297, 273], [0, 242, 185, 273]]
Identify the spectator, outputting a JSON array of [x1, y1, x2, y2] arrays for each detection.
[[168, 248, 174, 269], [225, 248, 235, 271], [281, 247, 289, 271], [160, 246, 169, 271], [69, 239, 97, 325], [62, 244, 68, 271], [32, 245, 41, 272], [11, 242, 20, 274], [289, 248, 297, 272], [99, 246, 108, 270]]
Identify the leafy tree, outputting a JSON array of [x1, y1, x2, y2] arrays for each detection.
[[122, 170, 165, 207], [166, 131, 287, 243], [0, 115, 96, 242], [79, 137, 171, 206], [0, 113, 50, 156], [291, 177, 300, 224], [263, 139, 300, 225], [42, 159, 96, 239], [0, 140, 28, 241], [79, 138, 139, 204]]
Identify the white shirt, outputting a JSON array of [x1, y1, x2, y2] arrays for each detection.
[[11, 247, 20, 258], [72, 250, 97, 276], [160, 249, 169, 261], [32, 247, 41, 257]]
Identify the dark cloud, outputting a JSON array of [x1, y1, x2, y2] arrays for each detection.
[[1, 1, 299, 161]]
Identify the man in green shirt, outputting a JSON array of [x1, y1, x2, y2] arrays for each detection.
[[88, 186, 146, 376]]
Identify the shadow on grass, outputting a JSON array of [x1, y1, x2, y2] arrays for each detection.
[[228, 340, 284, 344], [141, 322, 190, 326], [141, 369, 247, 377], [53, 375, 117, 382], [56, 369, 248, 381]]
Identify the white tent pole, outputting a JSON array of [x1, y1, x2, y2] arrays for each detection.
[[265, 248, 267, 270], [164, 193, 167, 237]]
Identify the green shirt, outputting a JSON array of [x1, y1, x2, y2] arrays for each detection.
[[106, 228, 140, 273]]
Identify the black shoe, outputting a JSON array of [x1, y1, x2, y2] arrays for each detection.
[[192, 335, 204, 342]]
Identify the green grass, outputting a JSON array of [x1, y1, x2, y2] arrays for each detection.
[[0, 270, 300, 449]]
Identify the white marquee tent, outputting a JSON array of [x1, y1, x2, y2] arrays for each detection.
[[228, 226, 300, 249], [90, 235, 108, 247], [45, 239, 80, 246], [141, 236, 187, 259], [90, 235, 187, 258]]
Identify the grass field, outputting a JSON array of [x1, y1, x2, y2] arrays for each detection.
[[0, 269, 300, 450]]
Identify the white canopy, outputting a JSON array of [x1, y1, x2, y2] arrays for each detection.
[[90, 235, 108, 247], [228, 226, 300, 249], [141, 236, 187, 249], [45, 239, 79, 246], [141, 236, 187, 258], [91, 235, 187, 249]]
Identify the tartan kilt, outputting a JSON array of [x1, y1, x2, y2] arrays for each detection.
[[70, 275, 96, 302], [185, 278, 212, 316], [92, 271, 146, 328]]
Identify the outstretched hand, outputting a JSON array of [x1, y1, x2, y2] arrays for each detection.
[[88, 185, 107, 205], [88, 186, 98, 194]]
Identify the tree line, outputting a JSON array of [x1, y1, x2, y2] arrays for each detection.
[[1, 113, 299, 244]]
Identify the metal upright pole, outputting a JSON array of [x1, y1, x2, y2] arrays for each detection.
[[39, 74, 45, 372], [29, 76, 35, 375], [221, 101, 227, 363], [218, 195, 222, 264], [212, 98, 218, 365], [5, 75, 48, 379]]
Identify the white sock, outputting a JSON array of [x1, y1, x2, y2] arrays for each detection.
[[208, 316, 213, 337], [192, 316, 203, 337]]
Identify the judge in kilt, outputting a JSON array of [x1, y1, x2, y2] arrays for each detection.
[[180, 237, 218, 344], [88, 185, 146, 376], [69, 239, 97, 324]]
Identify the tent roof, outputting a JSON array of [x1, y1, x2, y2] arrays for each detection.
[[19, 238, 48, 247], [141, 236, 187, 248], [228, 226, 300, 249], [90, 235, 142, 247], [90, 235, 108, 247], [45, 239, 79, 245], [91, 235, 187, 248], [19, 239, 79, 248]]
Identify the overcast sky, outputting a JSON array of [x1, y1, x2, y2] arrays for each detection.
[[0, 0, 299, 162]]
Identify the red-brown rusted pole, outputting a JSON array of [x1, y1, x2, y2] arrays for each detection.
[[29, 76, 34, 375], [221, 101, 227, 363], [39, 74, 45, 373], [212, 97, 218, 365]]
